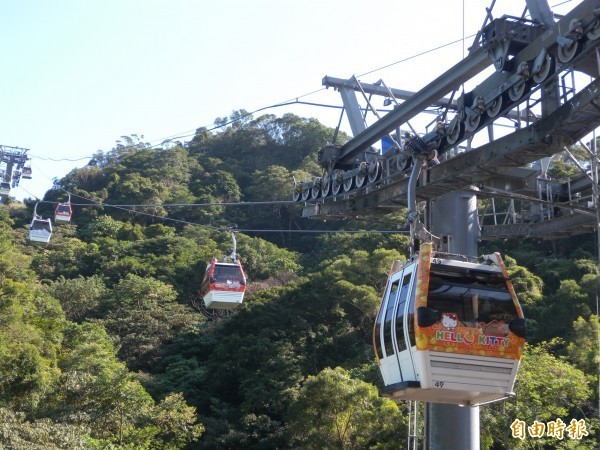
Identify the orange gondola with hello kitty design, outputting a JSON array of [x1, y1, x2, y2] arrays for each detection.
[[373, 242, 526, 406]]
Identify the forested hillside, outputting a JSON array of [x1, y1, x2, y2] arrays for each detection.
[[1, 111, 597, 449]]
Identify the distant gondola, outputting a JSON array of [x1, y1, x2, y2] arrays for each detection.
[[0, 181, 11, 197], [373, 242, 526, 406], [199, 230, 247, 310], [22, 165, 32, 179], [29, 201, 53, 244], [55, 203, 72, 221], [200, 258, 246, 309], [55, 195, 72, 222]]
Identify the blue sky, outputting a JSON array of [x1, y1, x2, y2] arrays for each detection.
[[0, 0, 583, 201]]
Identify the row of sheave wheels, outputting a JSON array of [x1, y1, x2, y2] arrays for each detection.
[[451, 18, 600, 141], [292, 21, 599, 203], [293, 160, 384, 201], [446, 41, 574, 144], [293, 154, 414, 201]]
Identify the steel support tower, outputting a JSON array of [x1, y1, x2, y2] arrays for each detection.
[[295, 0, 600, 448]]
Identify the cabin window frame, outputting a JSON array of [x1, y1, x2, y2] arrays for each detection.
[[394, 272, 413, 353], [213, 264, 244, 284], [426, 267, 519, 327], [382, 278, 401, 357]]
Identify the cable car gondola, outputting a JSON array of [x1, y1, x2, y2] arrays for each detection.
[[29, 202, 52, 244], [199, 231, 247, 310], [54, 194, 72, 222], [22, 165, 32, 179], [373, 242, 526, 406], [200, 258, 247, 309], [0, 181, 11, 197]]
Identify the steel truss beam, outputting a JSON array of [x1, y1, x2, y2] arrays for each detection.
[[303, 77, 600, 219]]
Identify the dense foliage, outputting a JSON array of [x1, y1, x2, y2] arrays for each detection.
[[0, 112, 597, 449]]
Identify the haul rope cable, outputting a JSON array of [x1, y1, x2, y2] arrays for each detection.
[[43, 189, 409, 234]]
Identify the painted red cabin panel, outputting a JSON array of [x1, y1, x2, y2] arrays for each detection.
[[54, 203, 72, 222], [200, 259, 247, 310]]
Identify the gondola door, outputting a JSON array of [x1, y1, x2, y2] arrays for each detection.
[[377, 273, 403, 385], [392, 264, 417, 382], [377, 263, 418, 386]]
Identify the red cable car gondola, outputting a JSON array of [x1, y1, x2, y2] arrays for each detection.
[[199, 231, 247, 310], [200, 258, 247, 309], [55, 203, 72, 221], [22, 165, 32, 179], [54, 195, 72, 222]]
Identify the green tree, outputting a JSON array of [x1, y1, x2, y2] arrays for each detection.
[[49, 322, 204, 448], [546, 144, 593, 179], [140, 393, 205, 449], [566, 315, 599, 376], [286, 367, 405, 449], [536, 279, 592, 340], [0, 280, 64, 411], [0, 407, 91, 449], [235, 233, 301, 280], [504, 256, 544, 307], [481, 344, 596, 449], [247, 165, 297, 202], [99, 274, 199, 370], [32, 237, 99, 279], [109, 173, 168, 216], [46, 275, 107, 322]]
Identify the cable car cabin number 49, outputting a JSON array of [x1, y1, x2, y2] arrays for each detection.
[[373, 243, 526, 406]]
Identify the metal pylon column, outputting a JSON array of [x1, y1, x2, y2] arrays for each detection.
[[425, 190, 480, 450]]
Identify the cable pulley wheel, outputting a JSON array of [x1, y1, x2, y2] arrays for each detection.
[[355, 163, 367, 188], [464, 113, 481, 132], [396, 155, 411, 173], [367, 161, 382, 184], [301, 185, 311, 201], [331, 170, 344, 195], [508, 80, 528, 102], [586, 19, 600, 40], [486, 96, 503, 118], [342, 175, 354, 192], [292, 184, 301, 201], [446, 121, 463, 145], [311, 178, 322, 199], [532, 54, 555, 84], [557, 39, 580, 63], [321, 176, 331, 197]]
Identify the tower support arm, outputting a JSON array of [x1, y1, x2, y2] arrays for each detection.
[[323, 76, 458, 110], [333, 49, 491, 165]]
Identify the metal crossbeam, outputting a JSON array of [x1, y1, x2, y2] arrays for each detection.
[[303, 77, 600, 218]]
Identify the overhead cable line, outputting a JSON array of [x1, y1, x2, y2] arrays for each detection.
[[62, 190, 222, 230], [18, 186, 42, 202], [56, 189, 408, 234], [23, 144, 409, 235], [29, 155, 94, 162], [236, 229, 409, 234], [358, 33, 477, 78], [145, 99, 347, 148], [39, 200, 299, 207]]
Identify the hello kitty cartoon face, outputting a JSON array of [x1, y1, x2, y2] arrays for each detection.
[[441, 313, 458, 330]]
